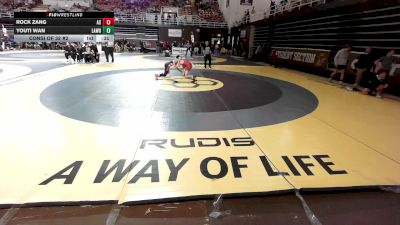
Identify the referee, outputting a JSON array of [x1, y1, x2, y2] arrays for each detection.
[[204, 41, 212, 69], [104, 41, 114, 63]]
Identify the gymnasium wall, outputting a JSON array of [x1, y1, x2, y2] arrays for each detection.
[[252, 3, 400, 53], [271, 7, 400, 53]]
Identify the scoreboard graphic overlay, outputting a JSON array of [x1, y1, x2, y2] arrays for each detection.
[[14, 12, 114, 43]]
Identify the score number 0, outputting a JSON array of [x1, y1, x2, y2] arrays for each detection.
[[102, 18, 115, 26]]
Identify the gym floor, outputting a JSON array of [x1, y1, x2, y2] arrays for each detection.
[[0, 51, 399, 225]]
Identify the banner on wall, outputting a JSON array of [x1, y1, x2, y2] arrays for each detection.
[[240, 0, 253, 5], [272, 47, 330, 69], [168, 29, 182, 38], [172, 47, 187, 56]]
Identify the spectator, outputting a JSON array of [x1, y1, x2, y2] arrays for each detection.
[[162, 40, 168, 51], [270, 1, 276, 12], [220, 46, 227, 55], [156, 41, 161, 54], [185, 41, 191, 57], [347, 47, 375, 91], [83, 44, 92, 63], [374, 49, 398, 75], [194, 46, 199, 55], [167, 14, 172, 23], [64, 43, 72, 63], [90, 43, 99, 62], [329, 44, 352, 85], [362, 69, 389, 98], [270, 50, 279, 67], [77, 43, 83, 63], [108, 42, 115, 63], [189, 42, 194, 57], [254, 44, 263, 60], [204, 41, 212, 69], [140, 41, 147, 53], [239, 42, 244, 57], [114, 42, 121, 52]]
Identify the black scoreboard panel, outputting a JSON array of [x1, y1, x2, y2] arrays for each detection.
[[14, 12, 114, 43]]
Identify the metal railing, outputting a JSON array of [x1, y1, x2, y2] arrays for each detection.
[[115, 14, 227, 28], [238, 0, 326, 25], [0, 10, 13, 18]]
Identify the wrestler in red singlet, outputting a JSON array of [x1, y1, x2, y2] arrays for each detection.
[[180, 58, 192, 77], [181, 59, 192, 71]]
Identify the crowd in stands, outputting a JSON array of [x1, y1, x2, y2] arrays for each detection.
[[95, 0, 191, 15], [0, 0, 12, 10], [1, 0, 226, 24], [2, 0, 193, 15], [179, 4, 193, 16], [196, 0, 224, 22], [96, 0, 169, 14], [240, 0, 323, 25], [4, 0, 88, 13]]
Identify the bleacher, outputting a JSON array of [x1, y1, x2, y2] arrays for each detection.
[[240, 0, 324, 25], [114, 26, 158, 50], [196, 0, 224, 22], [0, 0, 227, 27], [248, 0, 400, 96], [95, 0, 191, 15], [179, 5, 193, 16], [103, 0, 226, 27]]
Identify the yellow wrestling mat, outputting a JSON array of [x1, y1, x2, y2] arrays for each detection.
[[0, 57, 399, 206]]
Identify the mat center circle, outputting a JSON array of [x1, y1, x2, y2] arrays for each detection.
[[40, 69, 318, 131], [157, 76, 223, 92]]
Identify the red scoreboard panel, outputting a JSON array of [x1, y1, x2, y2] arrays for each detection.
[[14, 12, 114, 43], [103, 18, 115, 26]]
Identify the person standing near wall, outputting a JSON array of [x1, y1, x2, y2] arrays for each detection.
[[102, 43, 108, 62], [204, 41, 212, 69], [347, 47, 374, 91], [200, 41, 205, 55], [156, 41, 160, 55], [104, 42, 114, 63], [329, 44, 352, 85], [374, 49, 398, 75], [185, 41, 191, 57], [1, 24, 7, 51]]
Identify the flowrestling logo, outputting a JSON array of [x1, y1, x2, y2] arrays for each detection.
[[46, 13, 83, 18]]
